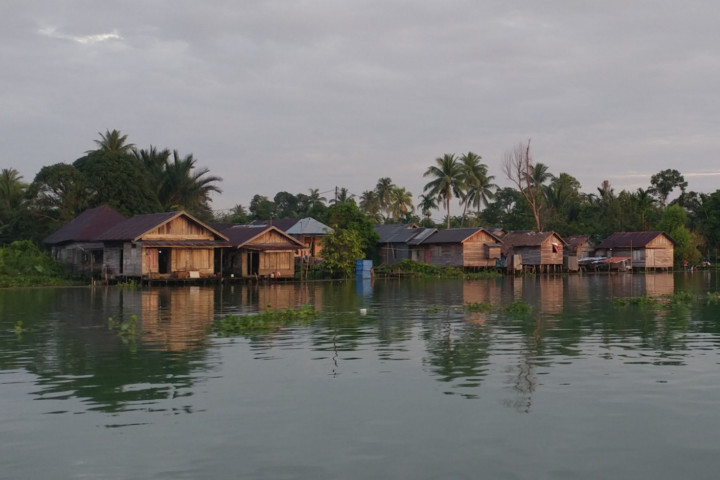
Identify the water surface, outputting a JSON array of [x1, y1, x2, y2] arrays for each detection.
[[1, 272, 719, 479]]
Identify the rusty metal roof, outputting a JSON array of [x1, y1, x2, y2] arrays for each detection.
[[596, 231, 675, 248], [43, 205, 127, 245]]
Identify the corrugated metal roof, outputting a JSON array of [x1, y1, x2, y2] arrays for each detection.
[[96, 211, 228, 242], [407, 228, 437, 245], [596, 231, 675, 248], [43, 205, 127, 245], [374, 224, 421, 243], [501, 231, 565, 248], [142, 240, 231, 248], [219, 225, 305, 249], [421, 228, 502, 244]]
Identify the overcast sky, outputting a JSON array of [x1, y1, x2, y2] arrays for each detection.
[[3, 1, 720, 214]]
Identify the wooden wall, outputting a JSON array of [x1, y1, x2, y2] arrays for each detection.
[[145, 217, 215, 240]]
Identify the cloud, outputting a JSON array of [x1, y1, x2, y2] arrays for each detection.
[[38, 27, 123, 45]]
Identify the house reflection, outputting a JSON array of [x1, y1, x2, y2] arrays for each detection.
[[224, 283, 321, 311], [140, 287, 215, 351]]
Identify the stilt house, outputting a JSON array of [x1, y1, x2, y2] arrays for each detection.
[[95, 211, 229, 279], [43, 205, 127, 275], [415, 228, 503, 269], [218, 225, 306, 278], [594, 231, 675, 270], [501, 231, 567, 272]]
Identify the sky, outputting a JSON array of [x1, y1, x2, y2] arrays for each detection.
[[3, 0, 720, 216]]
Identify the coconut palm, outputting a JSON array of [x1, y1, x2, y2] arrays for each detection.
[[418, 193, 438, 221], [423, 153, 464, 229], [388, 187, 414, 222], [375, 177, 395, 218], [459, 152, 497, 220], [359, 190, 383, 223], [88, 129, 135, 154]]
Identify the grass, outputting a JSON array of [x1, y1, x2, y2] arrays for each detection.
[[212, 305, 319, 336], [614, 291, 698, 309]]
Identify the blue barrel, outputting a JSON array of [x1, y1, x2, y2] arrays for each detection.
[[356, 259, 373, 278]]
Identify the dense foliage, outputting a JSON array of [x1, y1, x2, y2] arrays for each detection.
[[3, 130, 720, 268]]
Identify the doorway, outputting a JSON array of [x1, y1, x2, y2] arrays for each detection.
[[158, 249, 171, 274]]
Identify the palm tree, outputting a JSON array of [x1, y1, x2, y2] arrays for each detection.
[[359, 190, 383, 223], [0, 168, 28, 225], [134, 146, 171, 198], [459, 152, 497, 220], [530, 162, 554, 189], [418, 193, 438, 221], [307, 188, 327, 210], [88, 129, 135, 154], [634, 188, 657, 230], [388, 187, 414, 222], [375, 177, 395, 219], [423, 154, 464, 229], [160, 150, 222, 215]]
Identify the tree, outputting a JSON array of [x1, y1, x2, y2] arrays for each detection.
[[133, 146, 171, 199], [459, 151, 496, 221], [0, 169, 30, 244], [375, 177, 395, 219], [321, 201, 379, 258], [214, 204, 249, 224], [387, 187, 414, 222], [29, 163, 92, 223], [418, 193, 438, 225], [657, 204, 701, 264], [423, 153, 464, 229], [87, 129, 135, 154], [649, 169, 687, 208], [274, 191, 299, 218], [0, 169, 28, 224], [359, 190, 383, 223], [73, 150, 161, 216], [249, 195, 276, 220], [502, 140, 544, 232], [319, 228, 365, 278], [160, 150, 222, 219]]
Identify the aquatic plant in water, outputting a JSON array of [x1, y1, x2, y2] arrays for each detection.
[[108, 314, 138, 337], [213, 305, 318, 336], [504, 300, 532, 316], [464, 302, 494, 313]]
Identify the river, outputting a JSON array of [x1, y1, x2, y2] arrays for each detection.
[[1, 272, 719, 479]]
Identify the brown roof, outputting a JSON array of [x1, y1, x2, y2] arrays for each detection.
[[421, 228, 502, 244], [501, 231, 566, 248], [43, 205, 127, 245], [219, 225, 305, 249], [96, 211, 228, 242], [596, 231, 675, 248]]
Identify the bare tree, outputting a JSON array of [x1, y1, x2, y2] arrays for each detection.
[[503, 139, 543, 232]]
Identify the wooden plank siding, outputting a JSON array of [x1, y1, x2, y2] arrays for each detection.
[[422, 229, 502, 269]]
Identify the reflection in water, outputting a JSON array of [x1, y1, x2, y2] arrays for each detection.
[[0, 272, 713, 418]]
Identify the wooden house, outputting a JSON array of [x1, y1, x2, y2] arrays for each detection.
[[415, 228, 503, 269], [249, 218, 333, 258], [594, 231, 675, 271], [43, 205, 127, 275], [95, 211, 229, 279], [375, 224, 437, 265], [564, 235, 594, 272], [218, 225, 306, 278], [501, 231, 567, 273]]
